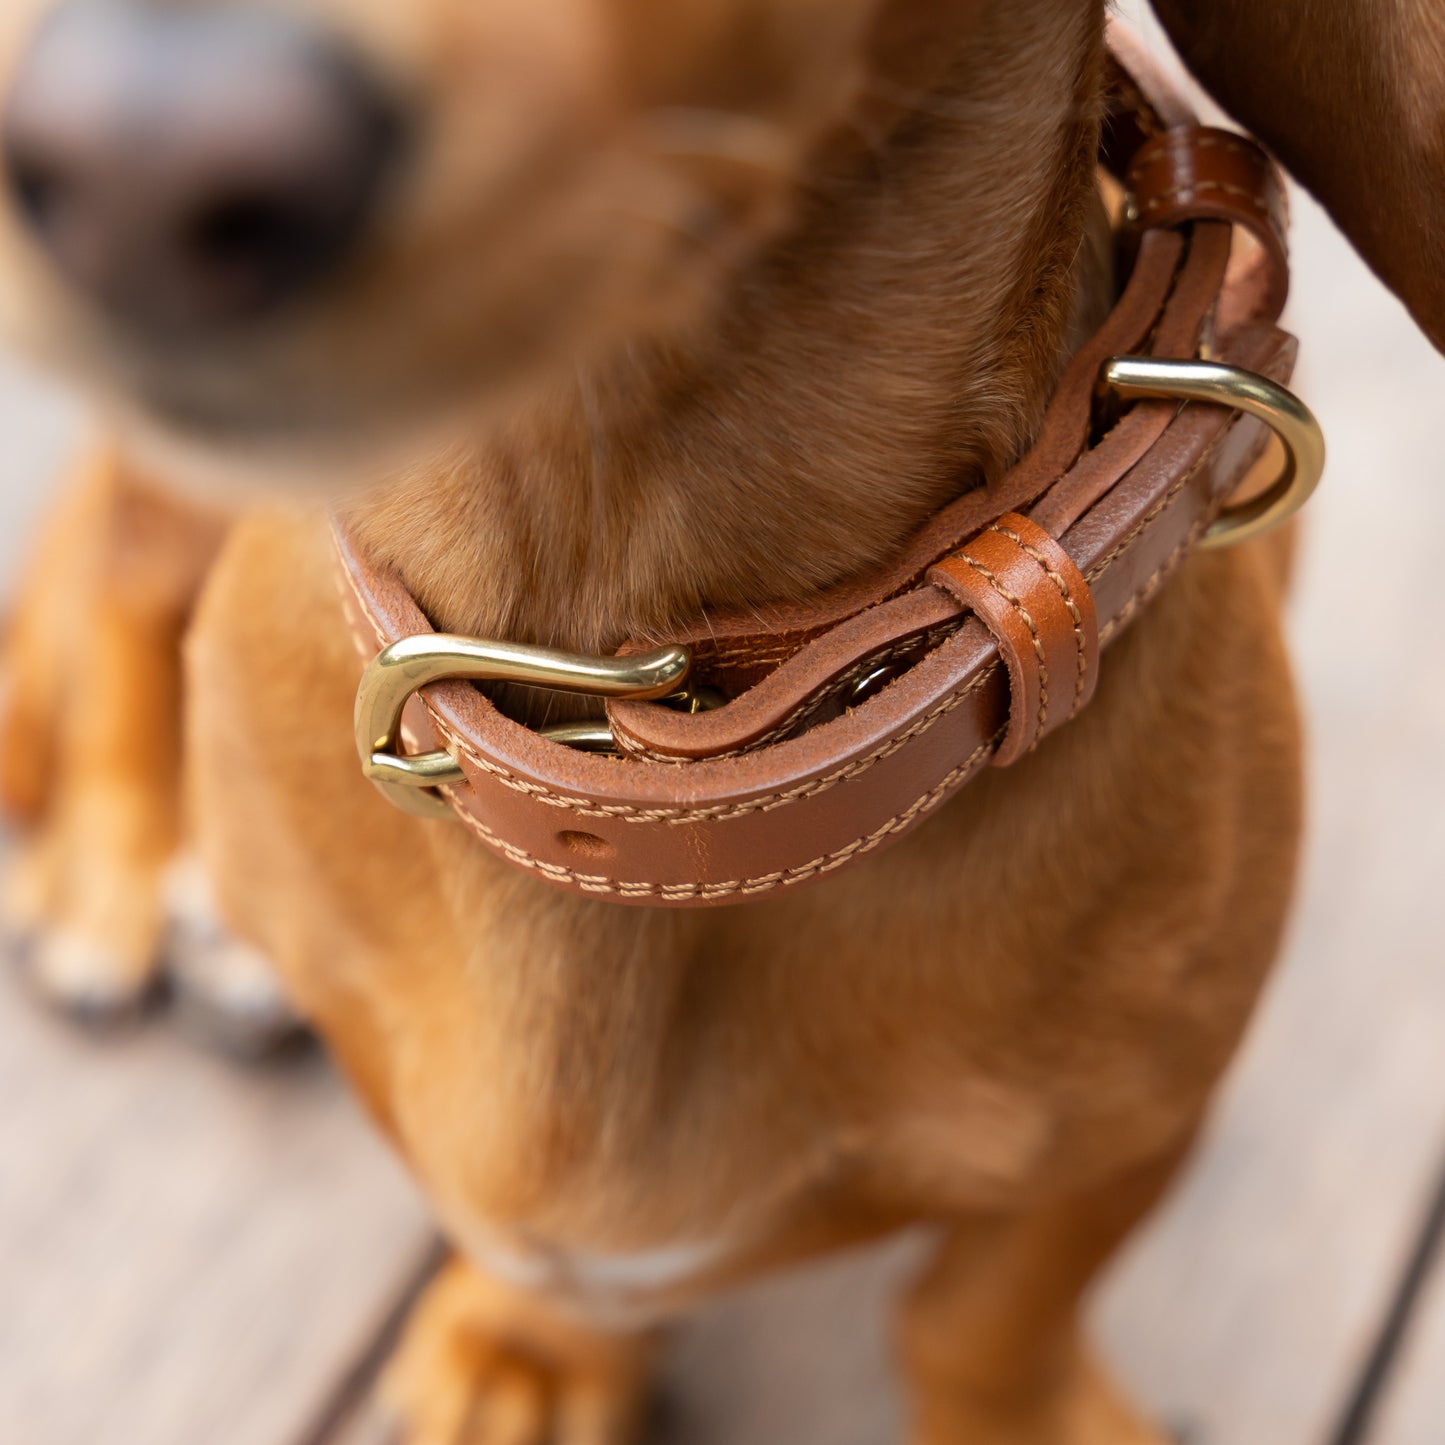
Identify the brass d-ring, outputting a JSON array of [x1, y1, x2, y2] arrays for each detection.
[[1102, 356, 1326, 549], [355, 635, 692, 819]]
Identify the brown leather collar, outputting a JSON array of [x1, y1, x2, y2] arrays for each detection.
[[334, 41, 1318, 908]]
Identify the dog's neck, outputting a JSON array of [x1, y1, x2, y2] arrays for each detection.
[[343, 4, 1110, 679]]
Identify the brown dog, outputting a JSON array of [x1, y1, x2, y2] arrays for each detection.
[[0, 2, 1442, 1442]]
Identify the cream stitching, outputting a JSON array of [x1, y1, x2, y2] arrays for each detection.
[[1127, 131, 1278, 238], [954, 551, 1049, 742], [1138, 181, 1271, 217], [1093, 436, 1247, 645], [433, 663, 999, 826], [1100, 516, 1206, 646], [1112, 78, 1161, 139], [333, 559, 390, 656], [445, 731, 1001, 900], [1190, 134, 1255, 154], [1085, 420, 1231, 586], [988, 522, 1090, 721], [1127, 133, 1268, 189], [1132, 133, 1261, 165]]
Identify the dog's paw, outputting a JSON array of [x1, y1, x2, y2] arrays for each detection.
[[163, 856, 304, 1059], [381, 1257, 655, 1445], [28, 927, 161, 1026], [2, 836, 163, 1026]]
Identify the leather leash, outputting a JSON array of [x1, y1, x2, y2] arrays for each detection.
[[334, 42, 1324, 908]]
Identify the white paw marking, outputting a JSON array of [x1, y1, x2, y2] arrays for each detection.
[[32, 929, 148, 1013], [449, 1210, 731, 1328], [164, 854, 297, 1036]]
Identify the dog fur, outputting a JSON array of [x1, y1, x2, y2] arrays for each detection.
[[1, 1, 1441, 1441]]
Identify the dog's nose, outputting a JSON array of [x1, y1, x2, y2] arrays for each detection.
[[1, 2, 401, 336]]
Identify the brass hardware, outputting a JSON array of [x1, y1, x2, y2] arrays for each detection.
[[355, 636, 692, 818], [848, 661, 909, 708], [1102, 356, 1326, 549], [535, 686, 725, 757], [669, 685, 727, 716], [537, 720, 620, 752]]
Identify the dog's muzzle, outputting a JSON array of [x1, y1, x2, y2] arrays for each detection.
[[2, 0, 403, 338]]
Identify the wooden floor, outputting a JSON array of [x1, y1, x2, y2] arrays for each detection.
[[4, 22, 1445, 1445]]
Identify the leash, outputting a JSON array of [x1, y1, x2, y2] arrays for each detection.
[[334, 44, 1324, 907]]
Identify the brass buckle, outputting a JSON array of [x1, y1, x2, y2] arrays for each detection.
[[1102, 356, 1326, 549], [354, 636, 692, 819]]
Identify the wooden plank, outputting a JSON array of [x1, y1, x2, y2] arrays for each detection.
[[0, 974, 433, 1445], [1358, 1165, 1445, 1445], [653, 1238, 922, 1445]]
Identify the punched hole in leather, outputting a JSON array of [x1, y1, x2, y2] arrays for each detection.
[[928, 512, 1099, 767]]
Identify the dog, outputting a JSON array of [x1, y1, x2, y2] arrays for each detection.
[[0, 2, 1442, 1442], [0, 449, 302, 1047]]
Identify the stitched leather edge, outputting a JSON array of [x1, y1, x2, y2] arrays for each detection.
[[442, 731, 1002, 899], [987, 521, 1090, 719], [425, 662, 1001, 826], [950, 549, 1052, 742]]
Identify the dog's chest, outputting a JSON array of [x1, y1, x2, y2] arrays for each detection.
[[399, 973, 1071, 1330], [401, 1028, 820, 1325]]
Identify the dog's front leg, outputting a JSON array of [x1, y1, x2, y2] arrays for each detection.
[[900, 1137, 1194, 1445], [0, 448, 225, 1017], [381, 1254, 657, 1445]]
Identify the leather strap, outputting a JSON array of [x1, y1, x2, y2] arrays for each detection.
[[333, 42, 1298, 907], [1126, 124, 1290, 323], [928, 514, 1098, 767]]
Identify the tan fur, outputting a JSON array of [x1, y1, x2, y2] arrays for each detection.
[[0, 451, 223, 1009], [0, 0, 1437, 1439]]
